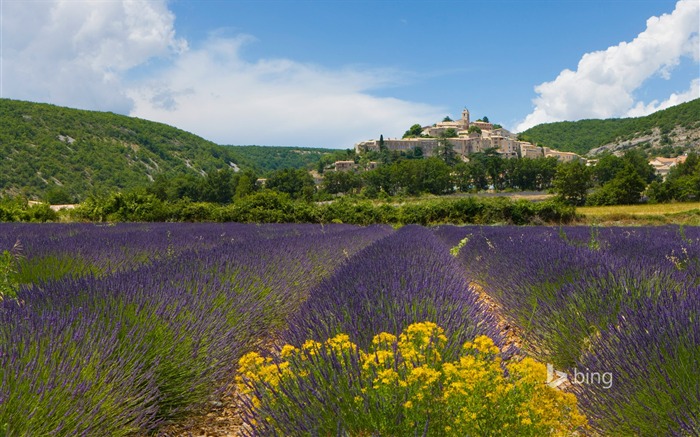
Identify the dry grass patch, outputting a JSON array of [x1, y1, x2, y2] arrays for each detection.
[[578, 202, 700, 217]]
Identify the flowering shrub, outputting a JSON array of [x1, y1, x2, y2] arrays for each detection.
[[283, 225, 501, 361], [238, 322, 588, 436], [0, 223, 390, 435]]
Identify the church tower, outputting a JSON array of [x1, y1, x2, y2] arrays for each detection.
[[461, 108, 470, 129]]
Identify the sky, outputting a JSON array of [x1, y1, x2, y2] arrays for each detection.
[[1, 0, 699, 149]]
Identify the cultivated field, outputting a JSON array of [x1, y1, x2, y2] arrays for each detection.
[[578, 201, 700, 216], [0, 223, 697, 436]]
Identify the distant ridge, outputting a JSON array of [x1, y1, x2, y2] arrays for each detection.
[[518, 99, 700, 156], [226, 145, 339, 174]]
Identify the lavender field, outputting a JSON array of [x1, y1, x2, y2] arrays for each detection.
[[0, 223, 698, 436]]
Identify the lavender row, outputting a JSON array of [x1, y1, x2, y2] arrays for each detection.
[[282, 224, 502, 360], [0, 223, 391, 435], [436, 225, 699, 434], [0, 222, 372, 285], [572, 291, 700, 436], [437, 226, 693, 364]]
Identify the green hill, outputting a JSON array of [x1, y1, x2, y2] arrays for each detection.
[[226, 145, 342, 175], [0, 99, 243, 202], [518, 99, 700, 156]]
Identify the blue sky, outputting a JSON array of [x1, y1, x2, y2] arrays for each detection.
[[2, 0, 699, 148]]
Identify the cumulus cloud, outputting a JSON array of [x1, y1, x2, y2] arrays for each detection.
[[516, 0, 700, 131], [626, 78, 700, 116], [2, 0, 185, 112], [2, 1, 443, 148], [127, 36, 443, 148]]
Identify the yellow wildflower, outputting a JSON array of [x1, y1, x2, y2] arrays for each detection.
[[280, 344, 296, 359]]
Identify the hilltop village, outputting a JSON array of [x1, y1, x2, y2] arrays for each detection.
[[355, 108, 581, 162]]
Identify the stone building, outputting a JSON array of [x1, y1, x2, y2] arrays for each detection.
[[355, 107, 583, 163]]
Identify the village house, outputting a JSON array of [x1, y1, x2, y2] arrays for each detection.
[[355, 107, 583, 162], [649, 155, 687, 178], [334, 160, 357, 171]]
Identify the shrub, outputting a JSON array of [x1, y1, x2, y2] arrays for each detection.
[[238, 322, 588, 436]]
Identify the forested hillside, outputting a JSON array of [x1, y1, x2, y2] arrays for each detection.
[[0, 99, 242, 202], [519, 99, 700, 156], [226, 145, 343, 174]]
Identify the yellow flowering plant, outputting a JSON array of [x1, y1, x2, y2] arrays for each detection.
[[237, 322, 588, 436]]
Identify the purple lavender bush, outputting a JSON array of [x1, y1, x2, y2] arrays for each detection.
[[0, 223, 390, 435], [283, 225, 501, 360], [572, 290, 700, 436], [442, 225, 691, 368]]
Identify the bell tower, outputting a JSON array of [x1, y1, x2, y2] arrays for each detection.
[[461, 108, 470, 129]]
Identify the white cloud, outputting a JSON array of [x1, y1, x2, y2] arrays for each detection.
[[127, 36, 443, 148], [2, 0, 185, 112], [516, 0, 700, 131], [2, 1, 442, 148], [627, 78, 700, 116]]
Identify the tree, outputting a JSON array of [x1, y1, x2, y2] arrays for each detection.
[[442, 128, 458, 138], [468, 125, 482, 135], [647, 152, 700, 202], [587, 163, 646, 205], [266, 168, 315, 200], [482, 116, 489, 123], [233, 170, 257, 200], [198, 169, 234, 204], [421, 158, 453, 195], [622, 149, 656, 184], [322, 171, 362, 195], [44, 186, 74, 204], [593, 153, 624, 185], [442, 116, 453, 122], [403, 124, 424, 138], [553, 161, 592, 206], [435, 136, 458, 166]]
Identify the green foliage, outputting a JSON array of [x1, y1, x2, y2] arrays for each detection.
[[519, 98, 700, 155], [0, 250, 19, 301], [361, 158, 454, 196], [322, 170, 362, 195], [238, 323, 587, 436], [0, 197, 58, 222], [587, 151, 656, 206], [587, 163, 647, 206], [553, 161, 593, 206], [226, 145, 341, 175], [442, 128, 458, 138], [593, 153, 625, 185], [403, 123, 424, 138], [648, 152, 700, 203], [0, 98, 242, 201], [265, 168, 315, 200], [435, 137, 459, 166], [468, 125, 482, 134], [69, 189, 575, 225]]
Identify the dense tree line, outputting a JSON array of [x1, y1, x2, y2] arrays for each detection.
[[647, 153, 700, 203], [551, 150, 700, 206], [69, 190, 575, 225]]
